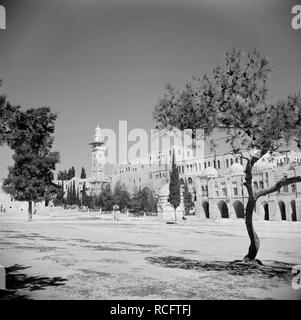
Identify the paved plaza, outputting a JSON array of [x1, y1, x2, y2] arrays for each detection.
[[0, 212, 301, 300]]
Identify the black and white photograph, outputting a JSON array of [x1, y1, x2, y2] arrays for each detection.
[[0, 0, 301, 306]]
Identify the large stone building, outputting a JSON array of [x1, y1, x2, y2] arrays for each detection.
[[3, 124, 299, 221], [107, 120, 301, 221], [194, 159, 301, 221]]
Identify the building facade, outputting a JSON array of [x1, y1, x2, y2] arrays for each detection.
[[3, 124, 299, 221], [107, 121, 301, 221]]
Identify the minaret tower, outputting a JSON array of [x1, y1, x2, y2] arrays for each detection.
[[90, 125, 106, 181]]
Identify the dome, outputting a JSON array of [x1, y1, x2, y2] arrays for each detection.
[[159, 183, 170, 197], [202, 166, 218, 178], [253, 161, 274, 171], [230, 163, 244, 176]]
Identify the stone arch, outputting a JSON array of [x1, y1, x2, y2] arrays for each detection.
[[291, 200, 297, 221], [263, 202, 269, 221], [218, 200, 229, 218], [188, 177, 193, 185], [278, 200, 286, 220], [202, 201, 210, 218], [179, 178, 184, 185], [233, 200, 244, 219]]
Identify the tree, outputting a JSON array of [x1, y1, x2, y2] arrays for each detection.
[[53, 184, 65, 206], [67, 167, 75, 180], [140, 187, 158, 213], [81, 182, 88, 206], [76, 186, 81, 206], [66, 183, 72, 205], [113, 182, 130, 210], [71, 180, 77, 205], [57, 170, 68, 181], [0, 83, 20, 146], [146, 188, 158, 213], [85, 195, 95, 209], [183, 181, 194, 215], [153, 48, 301, 262], [168, 152, 181, 223], [100, 184, 114, 211], [80, 167, 87, 179], [1, 98, 60, 220], [129, 187, 142, 212]]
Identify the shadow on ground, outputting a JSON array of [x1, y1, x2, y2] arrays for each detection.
[[146, 256, 293, 280], [0, 264, 67, 300]]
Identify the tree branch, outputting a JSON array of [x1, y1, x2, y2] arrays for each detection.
[[255, 176, 301, 201]]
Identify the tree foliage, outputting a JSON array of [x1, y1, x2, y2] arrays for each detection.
[[99, 184, 114, 211], [130, 187, 158, 213], [153, 48, 301, 259], [183, 181, 194, 215], [57, 169, 68, 181], [67, 167, 76, 180], [0, 80, 61, 220], [80, 166, 87, 179], [113, 182, 130, 210], [169, 152, 181, 223]]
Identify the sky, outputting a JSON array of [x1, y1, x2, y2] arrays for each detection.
[[0, 0, 300, 179]]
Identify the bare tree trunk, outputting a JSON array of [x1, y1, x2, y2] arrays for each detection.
[[243, 197, 260, 262], [242, 157, 260, 262], [28, 201, 33, 221], [174, 208, 177, 224]]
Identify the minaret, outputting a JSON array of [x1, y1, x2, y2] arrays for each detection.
[[90, 125, 106, 181]]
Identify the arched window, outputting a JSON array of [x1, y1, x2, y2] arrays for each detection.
[[226, 159, 229, 168], [215, 183, 219, 196], [233, 182, 238, 196], [253, 181, 258, 191], [217, 160, 221, 169], [221, 182, 227, 196], [259, 181, 264, 190]]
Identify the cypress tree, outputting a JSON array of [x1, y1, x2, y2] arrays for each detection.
[[169, 151, 181, 223], [82, 182, 87, 206], [66, 183, 72, 205], [80, 167, 87, 179], [183, 180, 193, 216], [72, 181, 76, 205]]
